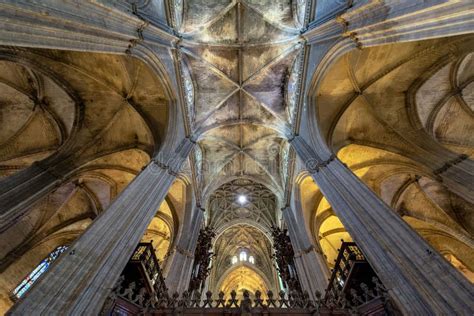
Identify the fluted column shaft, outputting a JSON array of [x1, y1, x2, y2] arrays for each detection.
[[0, 154, 78, 233], [302, 0, 474, 202], [164, 206, 204, 293], [7, 138, 194, 315], [0, 0, 177, 53], [282, 206, 330, 298], [408, 136, 474, 204], [305, 0, 474, 46], [291, 136, 474, 315]]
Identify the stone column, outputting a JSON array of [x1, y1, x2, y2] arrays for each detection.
[[291, 135, 474, 315], [345, 0, 474, 48], [0, 0, 176, 53], [0, 155, 76, 233], [305, 0, 474, 46], [282, 206, 330, 299], [7, 138, 194, 316], [164, 205, 204, 293], [404, 135, 474, 204]]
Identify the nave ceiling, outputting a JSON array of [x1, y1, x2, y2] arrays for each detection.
[[175, 0, 309, 293], [176, 0, 307, 204], [0, 0, 474, 313], [299, 35, 474, 281], [0, 47, 187, 312]]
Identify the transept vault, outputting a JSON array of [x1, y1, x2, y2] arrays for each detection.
[[0, 1, 473, 315]]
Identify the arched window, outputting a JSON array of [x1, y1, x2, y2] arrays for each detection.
[[231, 256, 238, 264], [239, 251, 247, 262], [12, 245, 68, 299], [248, 255, 255, 264]]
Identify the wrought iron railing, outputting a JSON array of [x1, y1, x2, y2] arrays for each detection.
[[109, 284, 318, 313], [323, 241, 390, 314], [325, 242, 365, 299], [108, 279, 388, 315], [130, 242, 167, 295], [104, 241, 391, 315]]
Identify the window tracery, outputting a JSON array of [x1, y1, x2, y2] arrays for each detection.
[[208, 179, 277, 231]]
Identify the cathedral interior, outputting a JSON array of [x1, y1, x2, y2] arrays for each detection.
[[0, 1, 473, 315]]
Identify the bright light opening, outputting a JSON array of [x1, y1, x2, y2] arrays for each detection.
[[232, 252, 254, 265], [249, 255, 255, 264], [237, 195, 247, 205]]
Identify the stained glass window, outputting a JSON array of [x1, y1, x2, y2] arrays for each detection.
[[12, 245, 68, 299]]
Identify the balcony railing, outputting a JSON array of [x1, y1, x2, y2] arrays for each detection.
[[103, 241, 393, 315], [323, 241, 392, 314], [325, 242, 367, 300], [101, 242, 167, 315], [130, 243, 167, 295]]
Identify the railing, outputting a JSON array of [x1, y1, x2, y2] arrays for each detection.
[[103, 241, 392, 315], [108, 278, 389, 315], [325, 242, 365, 300], [108, 284, 335, 315], [323, 242, 391, 314], [101, 242, 167, 315], [130, 242, 167, 295]]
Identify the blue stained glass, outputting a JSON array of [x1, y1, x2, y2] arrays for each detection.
[[12, 245, 68, 299]]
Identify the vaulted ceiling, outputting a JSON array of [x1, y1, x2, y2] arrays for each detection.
[[317, 35, 474, 157], [1, 2, 473, 311], [176, 0, 306, 205], [300, 35, 474, 279], [0, 47, 186, 309], [174, 0, 308, 295], [208, 223, 277, 295]]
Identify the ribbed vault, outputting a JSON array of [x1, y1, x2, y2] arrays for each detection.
[[177, 0, 306, 202], [0, 47, 183, 312], [208, 178, 277, 231], [298, 141, 474, 281], [316, 35, 474, 158], [208, 224, 278, 297], [302, 34, 474, 281], [2, 1, 473, 314], [175, 0, 308, 295]]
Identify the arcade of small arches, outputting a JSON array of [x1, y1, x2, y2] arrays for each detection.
[[0, 1, 473, 315]]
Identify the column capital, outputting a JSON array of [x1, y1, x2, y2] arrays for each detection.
[[174, 245, 194, 259], [433, 154, 469, 177], [294, 245, 316, 258], [291, 134, 337, 174], [151, 137, 196, 176], [195, 202, 206, 213]]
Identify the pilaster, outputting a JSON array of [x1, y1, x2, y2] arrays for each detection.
[[291, 135, 474, 314], [0, 0, 177, 54], [281, 206, 329, 299], [7, 139, 194, 315], [164, 206, 204, 293]]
